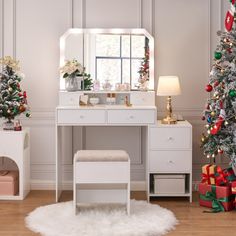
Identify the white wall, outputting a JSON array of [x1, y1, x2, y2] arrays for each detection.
[[0, 0, 231, 190]]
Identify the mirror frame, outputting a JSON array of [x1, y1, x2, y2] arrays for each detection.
[[60, 28, 154, 91]]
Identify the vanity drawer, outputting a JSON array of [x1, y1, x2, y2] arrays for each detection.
[[150, 127, 191, 150], [149, 150, 191, 172], [57, 109, 106, 124], [107, 109, 155, 124]]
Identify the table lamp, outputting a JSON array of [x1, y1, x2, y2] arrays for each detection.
[[156, 76, 181, 124]]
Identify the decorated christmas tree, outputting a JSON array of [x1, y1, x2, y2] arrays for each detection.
[[201, 0, 236, 172], [0, 56, 30, 129]]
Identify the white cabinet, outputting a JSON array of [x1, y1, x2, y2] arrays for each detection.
[[0, 128, 30, 200], [147, 121, 192, 202]]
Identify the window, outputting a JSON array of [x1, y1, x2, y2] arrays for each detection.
[[95, 34, 147, 89]]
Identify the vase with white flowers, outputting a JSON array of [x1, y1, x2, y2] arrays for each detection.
[[60, 59, 93, 91]]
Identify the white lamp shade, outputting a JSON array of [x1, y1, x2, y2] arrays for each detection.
[[156, 76, 181, 96]]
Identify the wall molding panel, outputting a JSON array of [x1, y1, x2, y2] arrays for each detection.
[[0, 0, 4, 58], [0, 0, 228, 190]]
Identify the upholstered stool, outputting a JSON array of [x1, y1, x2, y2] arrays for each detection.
[[73, 150, 130, 215]]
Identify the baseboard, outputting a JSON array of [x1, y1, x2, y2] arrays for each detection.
[[30, 180, 56, 190], [31, 180, 200, 192]]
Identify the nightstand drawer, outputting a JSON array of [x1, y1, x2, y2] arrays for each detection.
[[149, 151, 191, 172], [57, 109, 106, 124], [107, 109, 155, 124], [150, 127, 191, 150]]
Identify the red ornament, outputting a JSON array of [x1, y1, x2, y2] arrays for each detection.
[[225, 10, 234, 32], [231, 0, 236, 5], [201, 116, 206, 121], [211, 117, 224, 135], [205, 84, 213, 92], [218, 149, 224, 154], [23, 91, 27, 98], [219, 100, 224, 109], [214, 81, 220, 87], [18, 93, 22, 97]]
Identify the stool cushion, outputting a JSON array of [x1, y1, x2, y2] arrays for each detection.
[[74, 150, 129, 162]]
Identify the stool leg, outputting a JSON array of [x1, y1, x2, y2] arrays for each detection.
[[127, 182, 130, 215]]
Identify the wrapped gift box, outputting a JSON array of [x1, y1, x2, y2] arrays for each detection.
[[232, 181, 236, 194], [199, 183, 234, 212], [201, 164, 217, 185], [215, 167, 236, 186], [0, 171, 19, 195]]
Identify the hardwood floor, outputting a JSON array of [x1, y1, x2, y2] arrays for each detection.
[[0, 191, 235, 235]]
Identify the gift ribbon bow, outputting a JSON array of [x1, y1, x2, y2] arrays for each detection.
[[200, 185, 231, 213], [215, 166, 228, 186], [201, 164, 215, 184]]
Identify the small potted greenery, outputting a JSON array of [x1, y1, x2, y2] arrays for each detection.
[[60, 59, 93, 91]]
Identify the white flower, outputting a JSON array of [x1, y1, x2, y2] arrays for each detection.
[[0, 56, 20, 71], [60, 59, 84, 78]]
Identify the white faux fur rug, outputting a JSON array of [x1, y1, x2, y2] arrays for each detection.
[[25, 200, 178, 236]]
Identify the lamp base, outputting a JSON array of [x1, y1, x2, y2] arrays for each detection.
[[161, 116, 177, 125]]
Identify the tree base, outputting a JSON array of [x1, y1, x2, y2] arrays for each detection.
[[3, 120, 14, 130]]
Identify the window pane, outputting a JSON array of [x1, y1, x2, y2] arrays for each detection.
[[131, 59, 142, 89], [121, 35, 130, 57], [131, 35, 145, 58], [97, 59, 121, 87], [122, 59, 130, 84], [96, 35, 120, 57]]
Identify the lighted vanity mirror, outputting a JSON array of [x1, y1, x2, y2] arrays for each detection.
[[60, 29, 154, 91]]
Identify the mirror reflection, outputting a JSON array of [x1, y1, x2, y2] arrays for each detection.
[[60, 29, 153, 91]]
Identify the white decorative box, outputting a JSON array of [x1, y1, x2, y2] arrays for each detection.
[[154, 174, 185, 194]]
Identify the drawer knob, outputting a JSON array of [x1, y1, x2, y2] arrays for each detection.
[[168, 160, 174, 164], [79, 115, 84, 119], [168, 137, 173, 141], [129, 115, 134, 119]]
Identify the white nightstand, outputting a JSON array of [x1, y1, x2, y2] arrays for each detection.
[[147, 120, 192, 202], [0, 128, 30, 200]]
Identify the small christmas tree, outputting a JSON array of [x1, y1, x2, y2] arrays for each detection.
[[0, 56, 30, 129], [137, 37, 149, 90], [201, 0, 236, 171]]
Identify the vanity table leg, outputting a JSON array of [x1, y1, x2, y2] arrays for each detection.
[[56, 125, 62, 202]]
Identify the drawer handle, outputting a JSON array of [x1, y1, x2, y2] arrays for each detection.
[[129, 115, 134, 119], [168, 137, 174, 141], [168, 160, 174, 164], [79, 115, 84, 119]]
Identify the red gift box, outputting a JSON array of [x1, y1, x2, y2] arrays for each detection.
[[214, 167, 236, 186], [199, 183, 234, 212], [232, 181, 236, 194]]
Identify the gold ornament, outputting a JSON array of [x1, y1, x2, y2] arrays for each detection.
[[211, 111, 215, 116], [7, 109, 11, 113], [8, 87, 13, 92]]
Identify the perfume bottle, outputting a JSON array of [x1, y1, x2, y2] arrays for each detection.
[[102, 80, 112, 91], [93, 79, 100, 91]]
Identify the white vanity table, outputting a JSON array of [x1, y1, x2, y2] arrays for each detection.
[[56, 90, 157, 201]]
